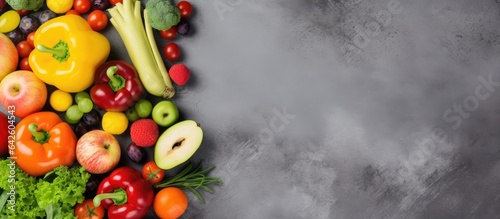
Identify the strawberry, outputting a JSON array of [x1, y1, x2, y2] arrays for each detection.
[[130, 119, 159, 147], [168, 63, 190, 86]]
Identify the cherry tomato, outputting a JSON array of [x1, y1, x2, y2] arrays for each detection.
[[109, 0, 123, 5], [163, 42, 180, 61], [177, 1, 192, 18], [87, 10, 108, 31], [16, 10, 30, 17], [16, 41, 33, 58], [26, 32, 35, 48], [74, 0, 92, 14], [160, 26, 176, 40], [66, 9, 81, 16], [153, 187, 188, 219], [19, 57, 31, 71], [142, 161, 165, 184], [74, 199, 105, 219]]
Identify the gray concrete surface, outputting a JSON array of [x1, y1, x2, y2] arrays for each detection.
[[155, 0, 500, 218], [3, 0, 500, 218]]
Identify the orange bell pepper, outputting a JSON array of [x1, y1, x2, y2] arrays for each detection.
[[13, 112, 77, 176]]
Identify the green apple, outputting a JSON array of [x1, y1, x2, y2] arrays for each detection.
[[134, 99, 152, 118], [154, 120, 203, 170], [152, 100, 179, 127], [125, 108, 140, 122]]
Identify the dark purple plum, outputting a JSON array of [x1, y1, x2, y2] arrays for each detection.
[[92, 0, 111, 10], [82, 109, 102, 128], [176, 20, 190, 35], [38, 10, 56, 24], [19, 16, 40, 35], [85, 174, 101, 193], [74, 122, 90, 139], [127, 143, 145, 163], [5, 28, 24, 45]]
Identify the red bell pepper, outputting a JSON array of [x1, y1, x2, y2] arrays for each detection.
[[90, 61, 144, 112], [93, 166, 154, 219]]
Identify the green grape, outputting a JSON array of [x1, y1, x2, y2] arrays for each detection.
[[65, 113, 80, 124], [74, 92, 91, 103], [66, 105, 84, 121], [78, 98, 94, 113]]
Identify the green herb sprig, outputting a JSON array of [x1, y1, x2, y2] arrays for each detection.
[[154, 162, 223, 204]]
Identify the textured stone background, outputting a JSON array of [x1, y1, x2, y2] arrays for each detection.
[[157, 0, 500, 218], [3, 0, 500, 218]]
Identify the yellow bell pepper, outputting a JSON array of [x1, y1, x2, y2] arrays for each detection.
[[29, 14, 110, 93]]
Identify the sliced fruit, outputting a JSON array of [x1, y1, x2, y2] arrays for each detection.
[[154, 120, 203, 170]]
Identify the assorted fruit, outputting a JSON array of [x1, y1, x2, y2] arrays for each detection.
[[0, 0, 220, 218]]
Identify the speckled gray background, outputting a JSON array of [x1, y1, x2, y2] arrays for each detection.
[[4, 0, 500, 218], [115, 0, 500, 218], [157, 0, 500, 217]]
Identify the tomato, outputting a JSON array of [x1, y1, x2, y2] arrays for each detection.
[[16, 10, 30, 17], [109, 0, 123, 5], [74, 199, 105, 219], [160, 27, 176, 40], [87, 10, 108, 31], [142, 161, 165, 184], [19, 57, 31, 71], [153, 187, 188, 219], [163, 43, 180, 61], [74, 0, 91, 14], [177, 1, 192, 18], [16, 41, 33, 58], [26, 32, 35, 48], [66, 9, 81, 16]]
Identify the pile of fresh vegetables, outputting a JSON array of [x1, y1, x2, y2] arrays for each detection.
[[0, 0, 221, 218]]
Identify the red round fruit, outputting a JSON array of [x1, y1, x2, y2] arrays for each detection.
[[16, 41, 33, 58], [26, 32, 35, 48], [17, 10, 30, 16], [66, 9, 81, 16], [168, 63, 190, 86], [159, 27, 176, 40], [142, 161, 165, 184], [74, 0, 92, 14], [109, 0, 123, 5], [163, 43, 180, 61], [87, 10, 108, 31], [0, 113, 8, 157], [130, 119, 159, 147], [19, 57, 31, 71], [177, 1, 192, 18]]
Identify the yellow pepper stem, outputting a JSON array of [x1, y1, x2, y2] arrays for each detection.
[[36, 40, 70, 63], [106, 66, 126, 92]]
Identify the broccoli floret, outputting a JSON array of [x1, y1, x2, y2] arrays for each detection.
[[6, 0, 44, 11], [145, 0, 181, 31]]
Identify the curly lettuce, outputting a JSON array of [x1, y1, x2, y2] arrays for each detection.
[[0, 159, 90, 218]]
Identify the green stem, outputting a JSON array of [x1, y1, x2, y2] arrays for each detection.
[[106, 66, 126, 91], [36, 40, 70, 62], [93, 189, 127, 207], [28, 124, 50, 144]]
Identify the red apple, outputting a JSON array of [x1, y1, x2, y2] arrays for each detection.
[[0, 112, 8, 156], [76, 130, 121, 174], [0, 33, 18, 81], [0, 70, 47, 118]]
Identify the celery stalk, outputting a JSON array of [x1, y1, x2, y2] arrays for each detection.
[[108, 0, 175, 98]]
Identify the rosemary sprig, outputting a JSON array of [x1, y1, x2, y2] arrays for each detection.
[[154, 162, 223, 204]]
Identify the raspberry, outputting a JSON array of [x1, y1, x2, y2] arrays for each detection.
[[168, 64, 190, 86], [130, 119, 159, 147]]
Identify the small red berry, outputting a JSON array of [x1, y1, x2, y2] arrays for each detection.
[[168, 64, 190, 86], [130, 119, 159, 147]]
